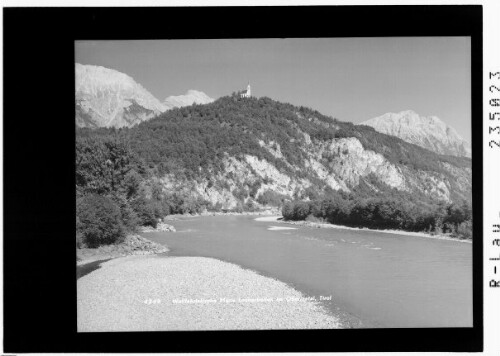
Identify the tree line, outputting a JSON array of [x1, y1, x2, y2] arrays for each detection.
[[76, 135, 214, 248], [281, 189, 473, 240]]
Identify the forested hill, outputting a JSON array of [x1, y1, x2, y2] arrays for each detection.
[[76, 94, 472, 242]]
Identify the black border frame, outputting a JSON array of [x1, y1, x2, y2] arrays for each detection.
[[3, 5, 483, 353]]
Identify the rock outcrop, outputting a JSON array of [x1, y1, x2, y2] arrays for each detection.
[[153, 133, 467, 209]]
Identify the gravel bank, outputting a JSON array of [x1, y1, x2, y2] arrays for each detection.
[[78, 255, 341, 331]]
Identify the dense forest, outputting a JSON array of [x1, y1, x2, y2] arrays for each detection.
[[76, 135, 213, 248], [78, 94, 471, 182], [281, 183, 472, 240], [76, 93, 473, 247]]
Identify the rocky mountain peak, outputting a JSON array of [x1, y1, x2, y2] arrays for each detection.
[[360, 110, 471, 158], [75, 63, 166, 128], [75, 64, 215, 128]]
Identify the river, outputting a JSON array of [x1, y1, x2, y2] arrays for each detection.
[[143, 215, 472, 328]]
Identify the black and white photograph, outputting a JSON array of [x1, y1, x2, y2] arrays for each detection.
[[75, 37, 473, 331], [4, 3, 498, 354]]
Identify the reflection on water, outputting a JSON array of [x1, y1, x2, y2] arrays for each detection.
[[144, 215, 472, 328]]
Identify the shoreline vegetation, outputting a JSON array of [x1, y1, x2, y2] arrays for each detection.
[[279, 198, 472, 242], [78, 255, 343, 331], [77, 203, 469, 269], [254, 215, 472, 243], [163, 208, 281, 220]]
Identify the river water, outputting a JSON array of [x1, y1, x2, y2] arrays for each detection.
[[144, 215, 472, 328]]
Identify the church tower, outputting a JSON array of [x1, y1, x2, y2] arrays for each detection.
[[240, 82, 251, 98]]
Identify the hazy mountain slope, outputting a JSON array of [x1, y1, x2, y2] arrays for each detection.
[[75, 63, 166, 128], [78, 95, 471, 209], [164, 90, 214, 110], [360, 110, 471, 158]]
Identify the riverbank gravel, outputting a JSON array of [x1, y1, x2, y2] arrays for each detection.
[[78, 255, 341, 331]]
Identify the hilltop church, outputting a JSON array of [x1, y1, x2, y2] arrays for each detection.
[[240, 82, 251, 98]]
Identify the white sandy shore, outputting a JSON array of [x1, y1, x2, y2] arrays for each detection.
[[255, 216, 283, 222], [255, 216, 471, 243], [268, 226, 298, 231], [78, 255, 341, 332]]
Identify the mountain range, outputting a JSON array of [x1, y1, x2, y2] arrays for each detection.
[[75, 64, 471, 208], [361, 110, 471, 158], [76, 64, 470, 161], [75, 63, 214, 128]]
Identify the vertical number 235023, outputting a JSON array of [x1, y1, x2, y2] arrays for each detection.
[[488, 72, 500, 148], [490, 72, 500, 149]]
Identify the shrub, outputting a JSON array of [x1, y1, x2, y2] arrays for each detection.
[[150, 200, 165, 219], [76, 194, 125, 248], [232, 201, 244, 213], [210, 202, 223, 212], [159, 198, 174, 216], [248, 180, 262, 199], [282, 201, 294, 220], [110, 193, 139, 231], [76, 232, 84, 249], [293, 201, 311, 220], [178, 196, 208, 214], [76, 217, 84, 248], [244, 198, 257, 212], [305, 214, 326, 223], [130, 196, 158, 228], [257, 190, 287, 207], [455, 220, 473, 239], [232, 186, 248, 201]]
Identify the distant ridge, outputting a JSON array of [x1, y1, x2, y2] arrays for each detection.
[[164, 90, 214, 110], [360, 110, 471, 158]]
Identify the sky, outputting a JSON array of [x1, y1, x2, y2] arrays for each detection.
[[75, 37, 471, 141]]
